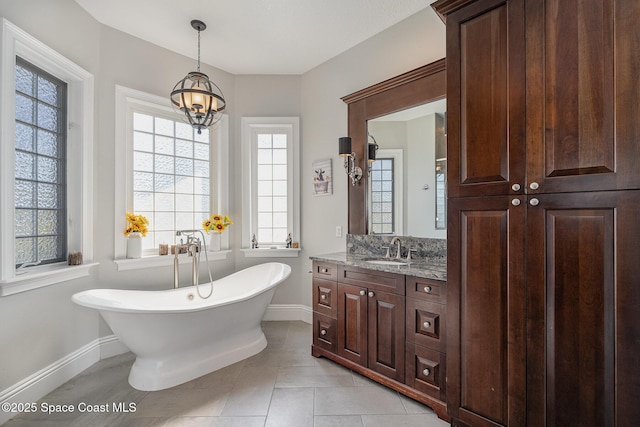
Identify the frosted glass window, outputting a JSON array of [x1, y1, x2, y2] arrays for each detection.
[[255, 132, 289, 245], [132, 112, 211, 250], [14, 57, 67, 267], [370, 158, 394, 234]]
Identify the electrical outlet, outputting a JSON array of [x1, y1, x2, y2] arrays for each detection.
[[335, 226, 342, 237]]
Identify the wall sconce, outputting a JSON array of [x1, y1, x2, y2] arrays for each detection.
[[367, 133, 379, 175], [339, 137, 362, 186]]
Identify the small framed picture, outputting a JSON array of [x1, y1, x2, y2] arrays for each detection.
[[312, 159, 332, 196]]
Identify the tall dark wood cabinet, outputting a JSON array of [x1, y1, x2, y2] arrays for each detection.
[[433, 0, 640, 425]]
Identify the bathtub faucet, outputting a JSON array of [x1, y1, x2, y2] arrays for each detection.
[[174, 230, 204, 289]]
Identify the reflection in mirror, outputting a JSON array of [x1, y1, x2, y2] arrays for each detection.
[[367, 98, 446, 239]]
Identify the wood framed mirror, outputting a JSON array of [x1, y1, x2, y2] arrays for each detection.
[[341, 58, 446, 235]]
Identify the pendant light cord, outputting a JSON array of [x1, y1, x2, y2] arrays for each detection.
[[197, 29, 201, 72]]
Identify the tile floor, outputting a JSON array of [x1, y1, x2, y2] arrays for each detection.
[[4, 321, 450, 427]]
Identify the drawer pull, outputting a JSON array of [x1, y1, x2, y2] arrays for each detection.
[[320, 294, 327, 300], [423, 368, 430, 376], [320, 268, 328, 273], [423, 321, 432, 328], [368, 291, 375, 298], [320, 329, 327, 336], [423, 286, 432, 293], [359, 290, 366, 296]]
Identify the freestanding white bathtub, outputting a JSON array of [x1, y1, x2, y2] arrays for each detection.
[[72, 262, 291, 391]]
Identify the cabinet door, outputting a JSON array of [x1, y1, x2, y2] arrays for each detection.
[[525, 0, 640, 194], [446, 0, 526, 198], [337, 283, 368, 366], [367, 290, 405, 382], [447, 195, 526, 427], [526, 191, 640, 426]]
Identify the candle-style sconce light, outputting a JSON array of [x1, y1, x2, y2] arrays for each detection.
[[367, 133, 379, 175], [339, 137, 362, 186]]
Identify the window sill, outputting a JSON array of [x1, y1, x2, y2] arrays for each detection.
[[241, 248, 301, 258], [0, 262, 99, 297], [114, 250, 231, 271]]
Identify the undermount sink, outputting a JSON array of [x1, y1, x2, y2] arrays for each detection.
[[365, 259, 409, 266]]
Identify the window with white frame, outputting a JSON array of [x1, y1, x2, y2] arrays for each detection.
[[14, 57, 68, 266], [241, 117, 299, 251], [370, 157, 395, 234], [115, 86, 229, 260], [368, 149, 403, 236], [0, 19, 95, 295], [131, 111, 211, 250]]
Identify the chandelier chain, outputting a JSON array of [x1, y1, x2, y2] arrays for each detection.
[[197, 29, 201, 72]]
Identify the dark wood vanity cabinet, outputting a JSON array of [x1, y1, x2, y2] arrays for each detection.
[[405, 277, 447, 402], [433, 0, 640, 424], [311, 261, 449, 420], [337, 265, 405, 382]]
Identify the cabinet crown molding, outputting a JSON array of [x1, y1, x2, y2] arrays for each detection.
[[431, 0, 481, 22]]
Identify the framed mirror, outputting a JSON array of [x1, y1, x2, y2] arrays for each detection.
[[367, 99, 446, 238], [341, 58, 446, 235]]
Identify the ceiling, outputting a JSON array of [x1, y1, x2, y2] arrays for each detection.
[[73, 0, 432, 75]]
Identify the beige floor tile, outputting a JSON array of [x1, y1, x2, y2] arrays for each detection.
[[275, 366, 354, 388], [265, 387, 314, 427], [314, 386, 406, 416], [219, 366, 278, 416], [6, 322, 451, 427], [134, 386, 233, 418]]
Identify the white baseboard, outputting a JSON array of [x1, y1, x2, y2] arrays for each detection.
[[0, 305, 308, 424], [0, 339, 98, 425], [263, 303, 312, 324], [98, 334, 129, 359]]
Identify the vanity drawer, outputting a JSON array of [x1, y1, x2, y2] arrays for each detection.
[[312, 261, 338, 281], [405, 343, 446, 401], [406, 298, 446, 351], [313, 313, 337, 353], [338, 264, 405, 295], [313, 277, 338, 318], [406, 276, 446, 303]]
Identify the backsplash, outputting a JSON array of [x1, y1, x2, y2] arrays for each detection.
[[346, 234, 446, 261]]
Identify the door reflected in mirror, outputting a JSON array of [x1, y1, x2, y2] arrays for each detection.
[[367, 98, 446, 238]]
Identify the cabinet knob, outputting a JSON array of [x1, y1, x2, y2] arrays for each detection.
[[423, 286, 432, 293], [422, 368, 431, 376], [423, 321, 432, 328], [320, 294, 327, 300], [511, 183, 521, 191], [320, 329, 327, 336], [511, 199, 521, 206], [368, 291, 375, 298], [320, 268, 328, 273], [530, 198, 540, 206], [359, 290, 366, 296], [529, 182, 539, 190]]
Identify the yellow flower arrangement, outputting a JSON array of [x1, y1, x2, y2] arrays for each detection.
[[203, 214, 233, 234], [123, 212, 149, 237]]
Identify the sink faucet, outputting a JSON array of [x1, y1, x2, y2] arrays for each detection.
[[390, 236, 402, 259]]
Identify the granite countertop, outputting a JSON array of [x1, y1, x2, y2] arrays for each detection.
[[310, 252, 447, 281]]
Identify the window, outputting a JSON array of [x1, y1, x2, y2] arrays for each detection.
[[241, 117, 300, 253], [14, 58, 68, 266], [368, 149, 403, 236], [370, 158, 394, 234], [131, 111, 211, 250], [0, 19, 95, 295], [114, 86, 229, 261]]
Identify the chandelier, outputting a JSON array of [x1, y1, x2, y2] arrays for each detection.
[[170, 20, 226, 134]]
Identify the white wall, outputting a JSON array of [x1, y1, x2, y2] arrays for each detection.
[[0, 0, 445, 402]]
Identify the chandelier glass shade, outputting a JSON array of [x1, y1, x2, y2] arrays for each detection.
[[170, 20, 226, 134]]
